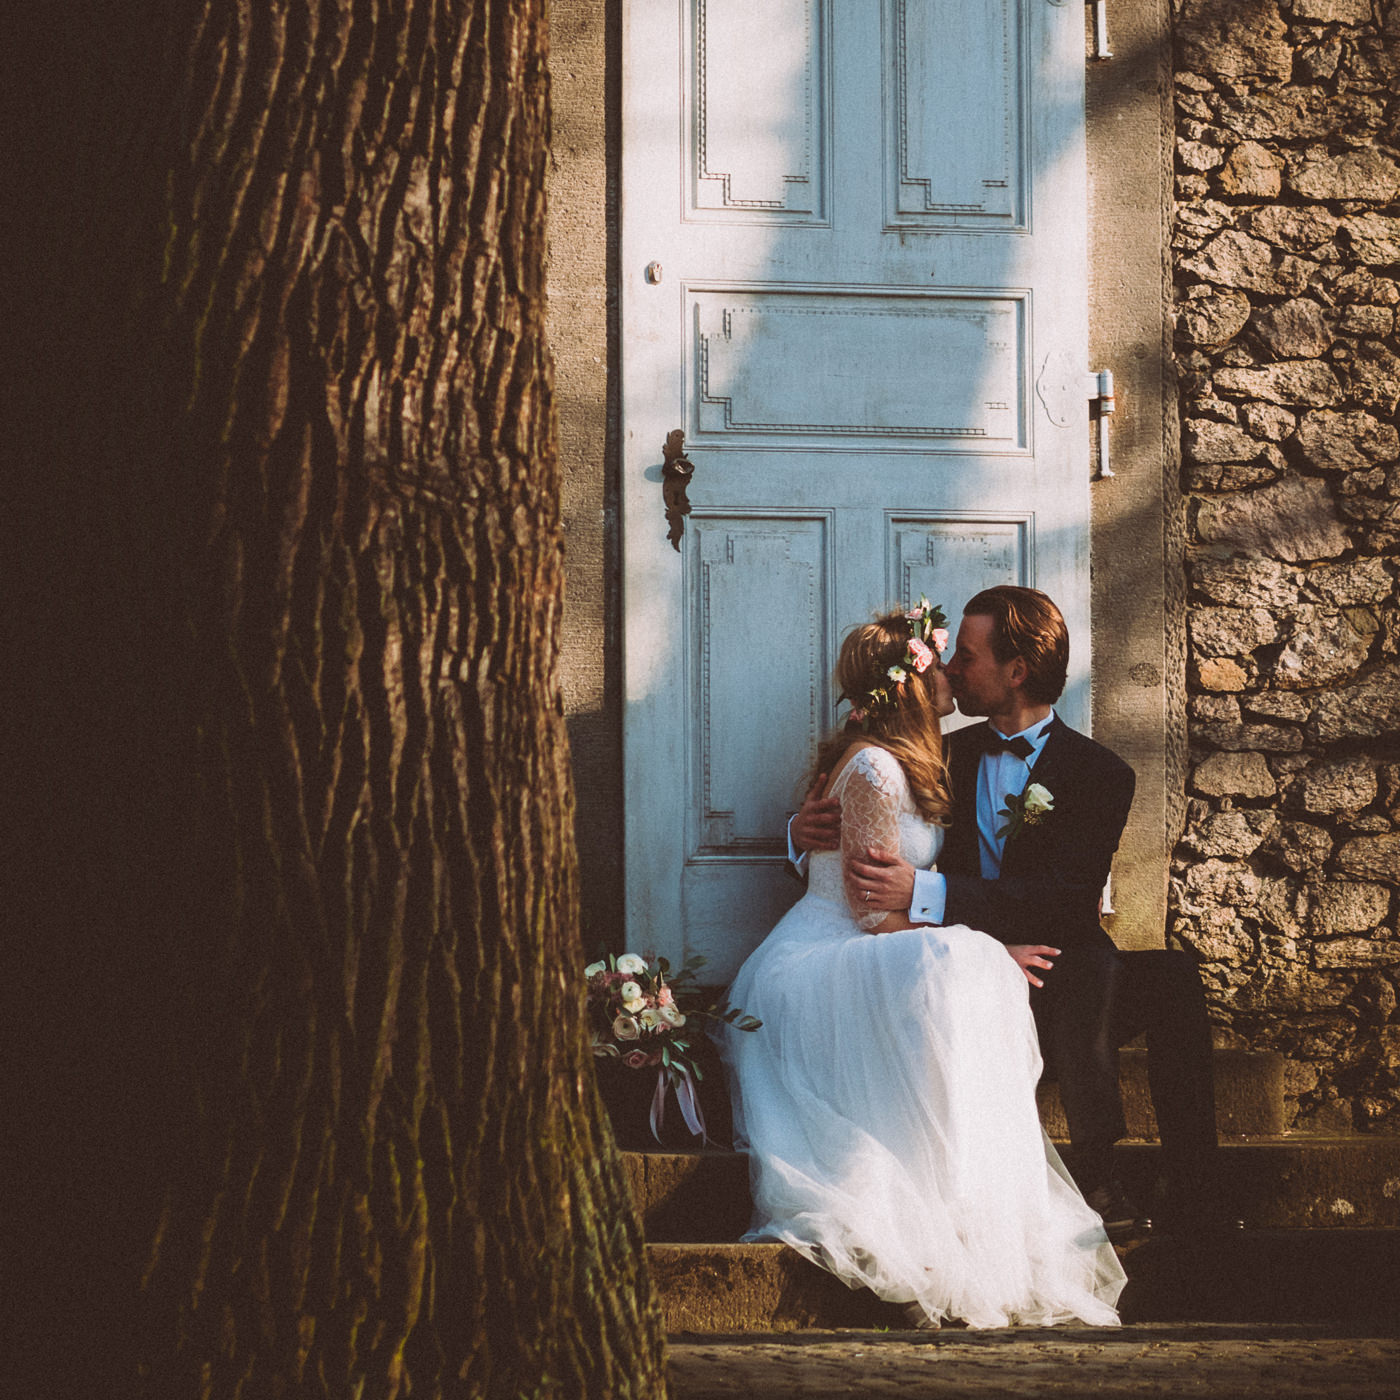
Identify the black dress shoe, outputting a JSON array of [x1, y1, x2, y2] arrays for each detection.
[[1148, 1173, 1245, 1238], [1085, 1183, 1151, 1245], [1148, 1196, 1246, 1238]]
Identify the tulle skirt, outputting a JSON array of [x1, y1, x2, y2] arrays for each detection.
[[715, 892, 1126, 1329]]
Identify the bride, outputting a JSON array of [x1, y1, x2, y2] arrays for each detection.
[[715, 603, 1126, 1329]]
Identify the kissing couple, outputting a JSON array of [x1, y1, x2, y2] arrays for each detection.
[[717, 585, 1219, 1328]]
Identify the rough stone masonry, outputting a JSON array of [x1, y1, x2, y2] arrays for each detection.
[[1171, 0, 1400, 1132]]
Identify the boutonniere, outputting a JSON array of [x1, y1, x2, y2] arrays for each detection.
[[997, 781, 1054, 842]]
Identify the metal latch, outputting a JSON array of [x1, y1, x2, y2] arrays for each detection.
[[661, 429, 696, 550]]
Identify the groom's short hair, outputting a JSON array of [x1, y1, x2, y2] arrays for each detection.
[[963, 586, 1069, 704]]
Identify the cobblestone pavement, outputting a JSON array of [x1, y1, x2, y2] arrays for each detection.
[[667, 1324, 1400, 1398]]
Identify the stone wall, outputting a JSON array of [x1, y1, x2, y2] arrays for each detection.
[[1171, 0, 1400, 1132]]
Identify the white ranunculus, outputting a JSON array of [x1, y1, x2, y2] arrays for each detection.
[[658, 1003, 686, 1028], [620, 979, 643, 1002], [1024, 783, 1054, 815], [613, 1013, 641, 1042], [584, 960, 607, 978], [616, 952, 648, 976], [639, 1007, 662, 1030]]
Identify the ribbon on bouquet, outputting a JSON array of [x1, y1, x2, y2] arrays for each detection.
[[650, 1064, 708, 1145]]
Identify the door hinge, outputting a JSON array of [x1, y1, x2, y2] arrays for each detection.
[[1088, 0, 1112, 60], [1087, 369, 1116, 479]]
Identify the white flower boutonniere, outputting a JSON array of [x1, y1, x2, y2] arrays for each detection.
[[997, 781, 1055, 842]]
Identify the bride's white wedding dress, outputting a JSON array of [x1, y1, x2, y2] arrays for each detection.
[[716, 745, 1126, 1329]]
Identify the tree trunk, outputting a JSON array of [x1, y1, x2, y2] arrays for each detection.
[[7, 3, 667, 1396]]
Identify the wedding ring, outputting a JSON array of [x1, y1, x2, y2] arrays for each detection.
[[863, 890, 872, 902]]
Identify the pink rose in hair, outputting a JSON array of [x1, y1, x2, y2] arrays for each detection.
[[907, 638, 934, 673], [931, 628, 949, 654]]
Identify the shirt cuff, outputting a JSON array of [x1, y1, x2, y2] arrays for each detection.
[[910, 869, 946, 925], [787, 815, 809, 876]]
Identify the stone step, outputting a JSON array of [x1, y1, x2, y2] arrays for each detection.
[[1036, 1046, 1286, 1139], [622, 1137, 1400, 1242], [648, 1243, 891, 1332], [614, 1045, 1287, 1156], [648, 1231, 1400, 1330]]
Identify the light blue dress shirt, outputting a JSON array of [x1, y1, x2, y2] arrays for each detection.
[[910, 714, 1055, 924]]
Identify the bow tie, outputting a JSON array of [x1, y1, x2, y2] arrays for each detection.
[[982, 732, 1034, 760], [980, 717, 1055, 760]]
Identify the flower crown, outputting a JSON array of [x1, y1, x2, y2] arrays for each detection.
[[844, 597, 949, 725]]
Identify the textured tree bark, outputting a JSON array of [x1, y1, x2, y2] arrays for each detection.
[[7, 2, 666, 1397]]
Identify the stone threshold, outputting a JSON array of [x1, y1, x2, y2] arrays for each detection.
[[649, 1230, 1400, 1331]]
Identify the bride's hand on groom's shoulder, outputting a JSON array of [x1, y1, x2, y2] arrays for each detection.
[[1005, 944, 1060, 988], [792, 774, 842, 852]]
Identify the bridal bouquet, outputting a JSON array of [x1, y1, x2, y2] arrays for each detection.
[[585, 950, 760, 1144]]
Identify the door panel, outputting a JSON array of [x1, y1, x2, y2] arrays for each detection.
[[688, 514, 831, 859], [887, 0, 1027, 227], [688, 0, 828, 219], [623, 0, 1089, 979], [691, 288, 1026, 448]]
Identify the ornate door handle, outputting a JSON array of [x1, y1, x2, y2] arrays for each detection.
[[661, 429, 696, 551]]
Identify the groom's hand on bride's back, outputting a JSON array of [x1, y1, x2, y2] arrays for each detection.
[[846, 846, 916, 912], [792, 774, 842, 852]]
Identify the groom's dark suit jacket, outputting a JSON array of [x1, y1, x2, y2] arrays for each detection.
[[939, 717, 1135, 952]]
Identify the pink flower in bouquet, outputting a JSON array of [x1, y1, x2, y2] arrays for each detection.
[[931, 627, 949, 654], [622, 1049, 650, 1069], [907, 637, 934, 673], [657, 985, 674, 1007]]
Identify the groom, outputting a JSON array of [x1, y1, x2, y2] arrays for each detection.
[[793, 586, 1222, 1240]]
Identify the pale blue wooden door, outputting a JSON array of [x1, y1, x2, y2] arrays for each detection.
[[622, 0, 1091, 979]]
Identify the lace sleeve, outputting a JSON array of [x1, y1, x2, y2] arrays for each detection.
[[834, 747, 908, 931]]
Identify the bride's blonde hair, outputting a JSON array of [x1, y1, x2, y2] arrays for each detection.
[[810, 610, 953, 826]]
